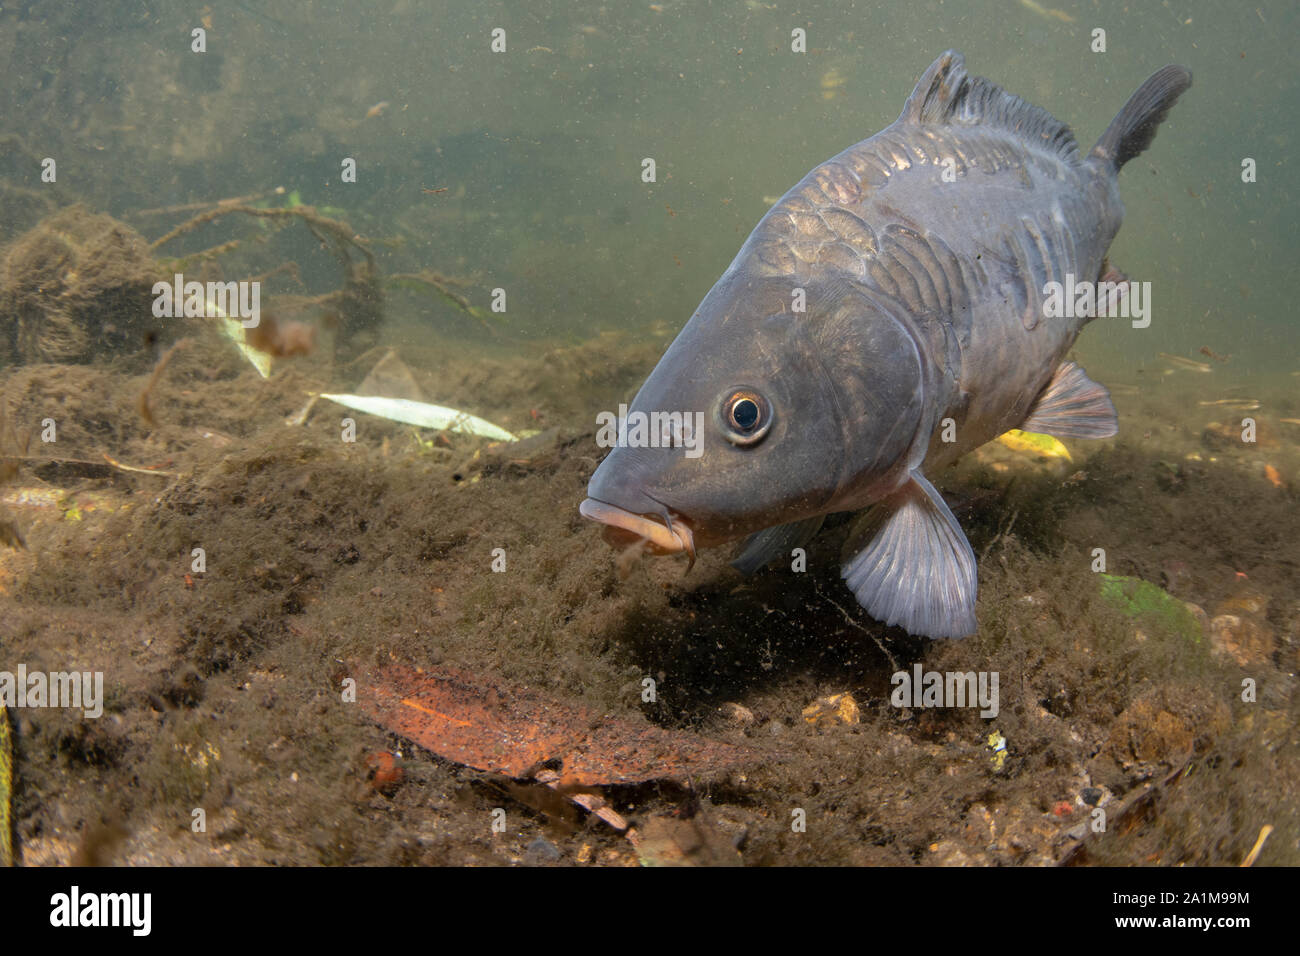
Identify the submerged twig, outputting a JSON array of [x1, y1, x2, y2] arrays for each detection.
[[149, 202, 383, 357], [155, 238, 244, 271], [1241, 824, 1274, 867], [137, 338, 191, 428], [815, 580, 899, 671], [0, 399, 32, 485], [150, 203, 376, 276], [101, 453, 181, 478], [979, 507, 1020, 562], [134, 189, 281, 217]]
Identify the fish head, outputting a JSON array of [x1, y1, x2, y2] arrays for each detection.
[[581, 269, 928, 558]]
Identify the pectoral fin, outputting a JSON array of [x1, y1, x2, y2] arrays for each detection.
[[732, 515, 826, 575], [1021, 361, 1118, 439], [841, 471, 977, 639]]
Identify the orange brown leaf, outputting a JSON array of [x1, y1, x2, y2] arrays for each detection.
[[354, 663, 759, 786]]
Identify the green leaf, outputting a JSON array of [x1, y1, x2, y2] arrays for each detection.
[[1098, 574, 1201, 642]]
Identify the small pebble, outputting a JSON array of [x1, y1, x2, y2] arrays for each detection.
[[525, 836, 562, 863], [719, 702, 755, 726]]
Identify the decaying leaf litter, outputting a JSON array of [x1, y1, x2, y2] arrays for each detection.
[[0, 199, 1297, 866], [353, 661, 763, 844]]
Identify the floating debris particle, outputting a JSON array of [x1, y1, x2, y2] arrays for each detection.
[[1197, 398, 1259, 410], [819, 66, 847, 100], [244, 312, 316, 359], [1017, 0, 1075, 22], [1157, 352, 1212, 373]]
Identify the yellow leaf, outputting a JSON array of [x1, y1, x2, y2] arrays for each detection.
[[996, 428, 1072, 462]]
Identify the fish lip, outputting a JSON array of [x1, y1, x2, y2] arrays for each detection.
[[579, 496, 697, 566]]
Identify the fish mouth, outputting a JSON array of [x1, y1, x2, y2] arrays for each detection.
[[579, 497, 697, 567]]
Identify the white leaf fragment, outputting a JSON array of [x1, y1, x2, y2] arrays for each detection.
[[316, 393, 517, 442], [209, 298, 272, 379]]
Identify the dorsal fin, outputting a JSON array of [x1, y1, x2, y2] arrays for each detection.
[[1089, 64, 1191, 171], [899, 50, 1079, 162]]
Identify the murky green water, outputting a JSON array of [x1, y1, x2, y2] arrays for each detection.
[[0, 0, 1296, 872], [2, 0, 1294, 367]]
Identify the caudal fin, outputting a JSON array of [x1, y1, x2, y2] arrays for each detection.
[[1090, 65, 1192, 171]]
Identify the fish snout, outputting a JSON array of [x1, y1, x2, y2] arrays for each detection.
[[578, 497, 696, 563]]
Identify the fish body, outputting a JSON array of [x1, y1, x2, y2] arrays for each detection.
[[580, 51, 1191, 638]]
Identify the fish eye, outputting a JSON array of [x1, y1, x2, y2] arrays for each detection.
[[719, 387, 772, 446]]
